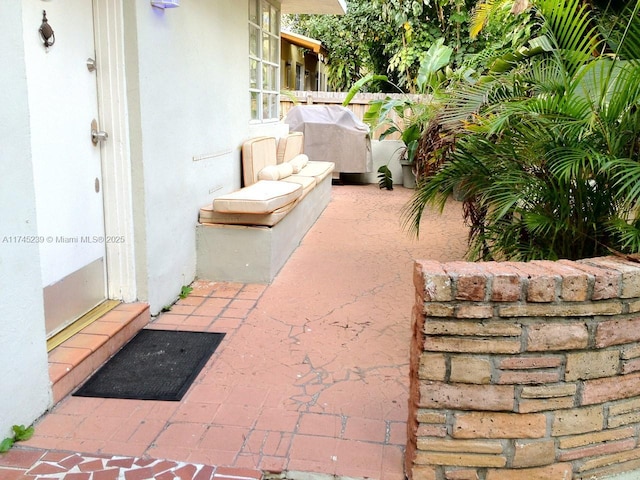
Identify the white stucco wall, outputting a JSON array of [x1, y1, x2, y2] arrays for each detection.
[[0, 0, 292, 435], [125, 1, 286, 313], [0, 3, 52, 437]]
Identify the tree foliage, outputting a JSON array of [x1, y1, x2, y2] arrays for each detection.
[[285, 0, 533, 91], [284, 2, 397, 91], [404, 0, 640, 261]]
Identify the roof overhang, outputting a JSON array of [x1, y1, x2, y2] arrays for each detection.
[[280, 0, 347, 15], [281, 31, 327, 55]]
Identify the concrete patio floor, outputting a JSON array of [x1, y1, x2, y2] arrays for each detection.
[[11, 184, 468, 479]]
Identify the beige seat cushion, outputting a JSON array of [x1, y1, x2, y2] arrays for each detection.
[[276, 132, 304, 164], [199, 201, 296, 227], [296, 161, 336, 184], [282, 175, 316, 199], [213, 180, 301, 214], [242, 137, 278, 186]]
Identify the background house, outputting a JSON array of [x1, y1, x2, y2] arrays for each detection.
[[281, 30, 329, 92], [0, 0, 345, 438]]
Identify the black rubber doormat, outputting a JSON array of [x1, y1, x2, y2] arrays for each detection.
[[74, 330, 225, 401]]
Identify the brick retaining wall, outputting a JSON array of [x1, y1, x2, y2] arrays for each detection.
[[408, 256, 640, 480]]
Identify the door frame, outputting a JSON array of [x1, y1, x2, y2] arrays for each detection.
[[92, 0, 137, 303]]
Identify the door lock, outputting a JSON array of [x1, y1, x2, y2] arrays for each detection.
[[91, 119, 108, 145]]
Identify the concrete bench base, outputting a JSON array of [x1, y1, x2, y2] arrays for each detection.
[[196, 175, 331, 283]]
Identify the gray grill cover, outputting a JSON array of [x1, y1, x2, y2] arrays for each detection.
[[284, 105, 373, 174]]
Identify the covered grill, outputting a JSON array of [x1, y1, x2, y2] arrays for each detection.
[[284, 105, 372, 175]]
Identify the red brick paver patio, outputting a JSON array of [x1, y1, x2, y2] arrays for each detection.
[[8, 185, 468, 480]]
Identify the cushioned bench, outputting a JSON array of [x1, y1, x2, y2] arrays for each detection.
[[196, 132, 334, 283]]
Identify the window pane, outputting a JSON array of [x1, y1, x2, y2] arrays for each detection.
[[262, 2, 270, 31], [263, 94, 277, 120], [251, 91, 260, 120], [249, 0, 258, 24], [249, 26, 259, 57], [270, 5, 279, 35], [262, 63, 275, 90], [269, 93, 278, 118], [261, 64, 276, 90], [262, 33, 270, 66], [250, 59, 259, 89], [262, 94, 268, 120]]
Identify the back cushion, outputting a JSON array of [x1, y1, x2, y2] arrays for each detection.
[[288, 153, 309, 174], [276, 132, 304, 164], [258, 162, 294, 181], [242, 137, 278, 186]]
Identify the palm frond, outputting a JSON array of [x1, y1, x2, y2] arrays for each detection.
[[546, 147, 607, 182], [537, 0, 603, 76], [440, 81, 493, 128], [608, 217, 640, 253], [608, 158, 640, 208], [607, 1, 640, 60]]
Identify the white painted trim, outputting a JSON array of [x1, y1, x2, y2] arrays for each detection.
[[93, 0, 137, 302]]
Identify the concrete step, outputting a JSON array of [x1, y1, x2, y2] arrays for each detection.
[[47, 302, 150, 404]]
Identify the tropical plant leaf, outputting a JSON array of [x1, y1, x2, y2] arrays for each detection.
[[280, 90, 301, 106], [379, 126, 400, 141], [363, 99, 384, 126], [363, 97, 408, 137], [416, 38, 453, 93], [342, 73, 389, 106], [489, 35, 553, 73], [401, 124, 421, 146], [377, 165, 394, 190]]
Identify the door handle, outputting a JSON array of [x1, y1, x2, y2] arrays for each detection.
[[91, 119, 108, 145], [91, 129, 108, 144]]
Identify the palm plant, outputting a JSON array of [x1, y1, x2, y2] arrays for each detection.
[[404, 0, 640, 261]]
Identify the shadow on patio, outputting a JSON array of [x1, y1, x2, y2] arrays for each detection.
[[13, 184, 468, 480]]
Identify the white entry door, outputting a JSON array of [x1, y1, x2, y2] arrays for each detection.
[[24, 2, 108, 336]]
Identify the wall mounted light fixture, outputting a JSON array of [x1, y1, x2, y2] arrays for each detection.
[[151, 0, 180, 8], [39, 10, 55, 48]]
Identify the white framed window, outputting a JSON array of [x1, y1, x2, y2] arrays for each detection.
[[249, 0, 280, 121]]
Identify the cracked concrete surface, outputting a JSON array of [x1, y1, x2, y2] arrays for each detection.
[[24, 185, 468, 480]]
